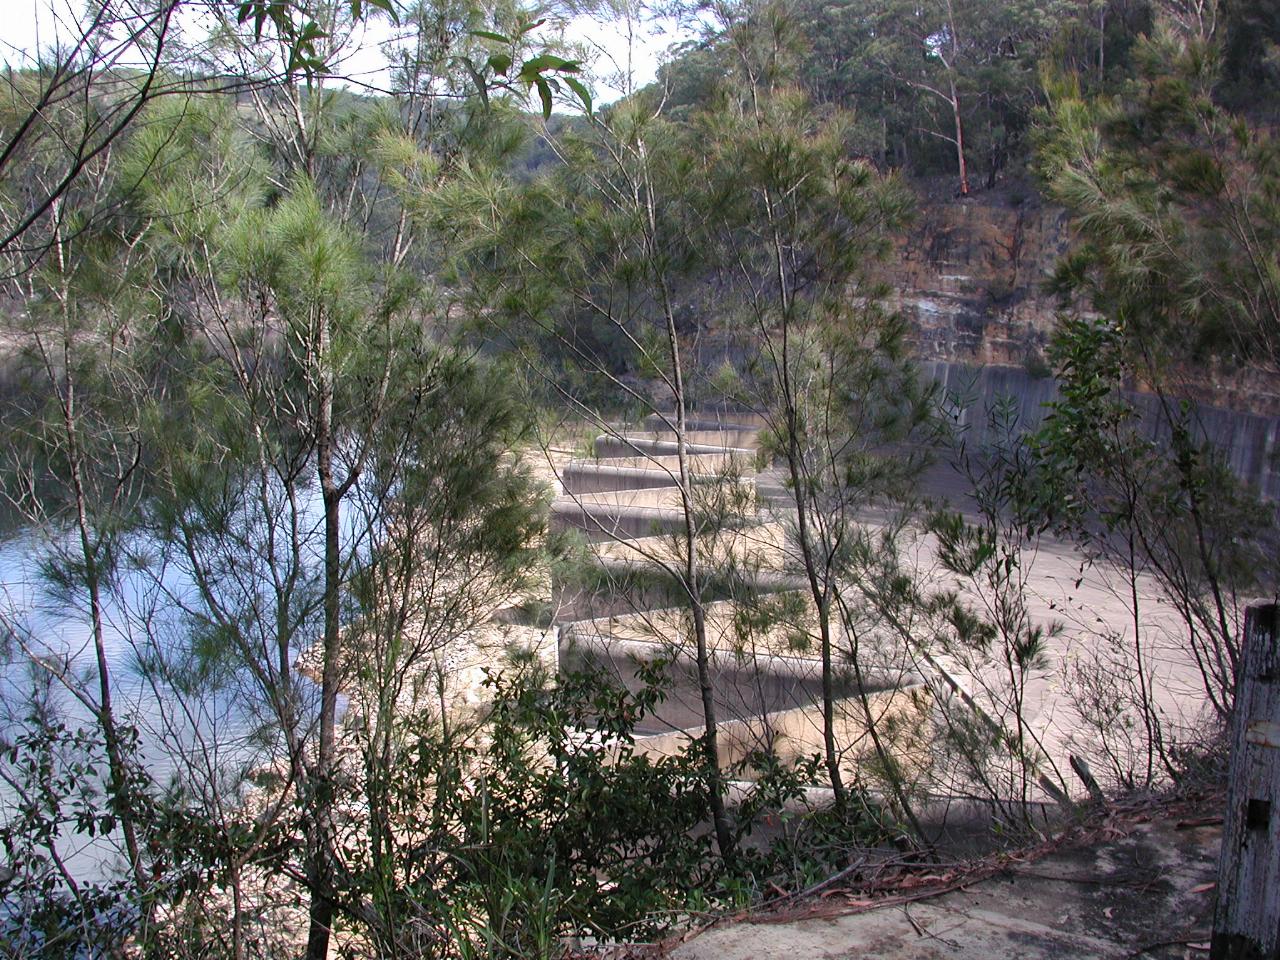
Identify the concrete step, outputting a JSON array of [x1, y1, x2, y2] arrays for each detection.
[[642, 411, 766, 431], [559, 477, 757, 505], [561, 613, 924, 742], [593, 435, 757, 459], [605, 428, 759, 447], [578, 452, 749, 473], [548, 413, 926, 777], [588, 522, 784, 563], [583, 555, 804, 599], [561, 486, 685, 511], [561, 461, 743, 495], [561, 449, 761, 495], [631, 684, 925, 771], [551, 500, 688, 541], [560, 625, 921, 691]]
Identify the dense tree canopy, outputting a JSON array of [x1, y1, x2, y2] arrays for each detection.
[[652, 0, 1274, 193]]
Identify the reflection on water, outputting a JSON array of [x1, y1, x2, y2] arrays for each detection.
[[0, 531, 319, 884]]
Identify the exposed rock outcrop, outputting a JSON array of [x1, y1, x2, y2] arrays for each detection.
[[891, 184, 1280, 413], [888, 183, 1069, 369]]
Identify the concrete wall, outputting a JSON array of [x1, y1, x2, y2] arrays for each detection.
[[593, 436, 756, 459], [550, 501, 686, 541], [631, 686, 930, 778], [923, 360, 1280, 501], [561, 459, 747, 494], [642, 411, 766, 431], [564, 487, 685, 511], [595, 453, 741, 471], [561, 463, 684, 494]]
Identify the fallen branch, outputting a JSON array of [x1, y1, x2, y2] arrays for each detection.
[[1175, 817, 1223, 830], [1124, 933, 1210, 957]]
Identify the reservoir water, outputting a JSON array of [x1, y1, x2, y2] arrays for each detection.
[[0, 521, 323, 884]]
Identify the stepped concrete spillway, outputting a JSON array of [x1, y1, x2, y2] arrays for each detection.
[[539, 405, 1241, 805], [548, 412, 929, 779]]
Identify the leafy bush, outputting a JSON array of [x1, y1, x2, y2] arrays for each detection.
[[354, 658, 894, 958], [351, 658, 715, 957]]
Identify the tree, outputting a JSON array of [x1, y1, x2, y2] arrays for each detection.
[[334, 352, 549, 955], [1220, 0, 1280, 104], [924, 398, 1073, 817], [0, 0, 399, 275], [868, 0, 1070, 192], [1034, 13, 1279, 760], [0, 0, 596, 947], [0, 103, 163, 895], [124, 37, 568, 950], [1039, 20, 1280, 374], [690, 0, 932, 829], [0, 83, 270, 956], [448, 94, 745, 860]]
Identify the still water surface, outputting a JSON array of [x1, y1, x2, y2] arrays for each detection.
[[0, 528, 321, 883]]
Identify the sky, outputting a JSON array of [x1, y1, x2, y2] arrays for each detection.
[[0, 0, 691, 106]]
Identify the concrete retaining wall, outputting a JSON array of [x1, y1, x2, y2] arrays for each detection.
[[593, 435, 757, 459], [550, 501, 687, 541], [631, 686, 930, 776]]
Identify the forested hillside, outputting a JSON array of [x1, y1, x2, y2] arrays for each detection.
[[647, 0, 1280, 395], [0, 0, 1276, 957], [655, 0, 1280, 190]]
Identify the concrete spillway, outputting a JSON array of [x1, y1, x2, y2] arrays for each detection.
[[548, 413, 927, 773]]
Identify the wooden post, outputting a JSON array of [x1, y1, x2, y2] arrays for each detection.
[[1213, 603, 1280, 960]]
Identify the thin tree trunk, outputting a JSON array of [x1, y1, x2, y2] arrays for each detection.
[[1098, 6, 1106, 81], [942, 0, 969, 197], [307, 303, 340, 960], [765, 175, 848, 808], [949, 79, 969, 196], [785, 455, 848, 807], [44, 261, 146, 890], [636, 134, 735, 861], [663, 271, 735, 862], [837, 595, 931, 850], [230, 864, 247, 960], [74, 470, 145, 886]]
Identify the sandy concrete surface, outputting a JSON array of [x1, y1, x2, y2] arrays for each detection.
[[671, 802, 1222, 960]]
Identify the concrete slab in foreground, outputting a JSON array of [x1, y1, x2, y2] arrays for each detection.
[[670, 803, 1222, 960]]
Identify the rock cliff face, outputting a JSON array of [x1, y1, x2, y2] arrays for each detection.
[[887, 185, 1279, 501], [688, 184, 1278, 499], [887, 184, 1070, 369]]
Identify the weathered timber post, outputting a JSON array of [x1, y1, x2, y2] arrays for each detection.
[[1213, 603, 1280, 960]]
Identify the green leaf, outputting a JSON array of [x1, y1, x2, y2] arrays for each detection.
[[297, 20, 327, 44], [534, 76, 553, 118], [564, 76, 593, 116], [359, 0, 400, 24], [488, 53, 512, 76], [514, 18, 547, 38], [471, 30, 511, 43], [287, 48, 330, 78], [458, 56, 489, 109], [519, 54, 579, 76]]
